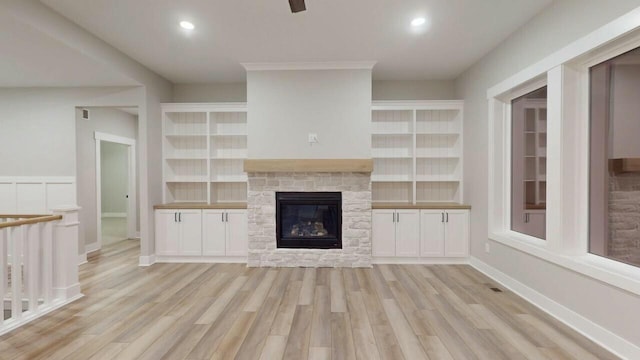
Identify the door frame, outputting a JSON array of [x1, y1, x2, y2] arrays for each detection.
[[94, 131, 137, 250]]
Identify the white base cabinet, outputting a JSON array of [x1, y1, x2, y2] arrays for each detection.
[[372, 208, 469, 262], [155, 208, 247, 261], [203, 209, 248, 257], [372, 210, 420, 257], [420, 210, 469, 258], [155, 209, 203, 256]]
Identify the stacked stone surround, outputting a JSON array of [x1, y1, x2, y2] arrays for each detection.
[[608, 173, 640, 266], [247, 171, 372, 267]]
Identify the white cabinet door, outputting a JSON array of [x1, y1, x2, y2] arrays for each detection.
[[523, 212, 545, 240], [444, 210, 469, 257], [372, 210, 396, 257], [420, 210, 445, 257], [203, 210, 226, 256], [226, 210, 248, 257], [178, 210, 203, 256], [395, 210, 420, 257], [155, 210, 180, 256]]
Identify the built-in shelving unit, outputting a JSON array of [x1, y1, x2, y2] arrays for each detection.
[[522, 99, 546, 209], [371, 101, 464, 204], [162, 103, 248, 205]]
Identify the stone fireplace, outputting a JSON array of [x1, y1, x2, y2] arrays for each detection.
[[245, 159, 372, 267]]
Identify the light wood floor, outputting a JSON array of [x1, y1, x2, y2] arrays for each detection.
[[0, 239, 618, 360]]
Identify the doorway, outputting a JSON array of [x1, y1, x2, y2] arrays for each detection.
[[95, 132, 137, 249]]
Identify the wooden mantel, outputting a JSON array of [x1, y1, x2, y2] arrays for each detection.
[[243, 159, 373, 173], [609, 158, 640, 174]]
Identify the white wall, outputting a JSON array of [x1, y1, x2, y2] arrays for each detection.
[[173, 80, 456, 103], [247, 69, 372, 159], [372, 80, 456, 100], [101, 142, 129, 214], [173, 83, 246, 102], [455, 0, 640, 352], [76, 107, 137, 253]]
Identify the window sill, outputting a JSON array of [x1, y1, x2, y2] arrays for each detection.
[[489, 231, 640, 296]]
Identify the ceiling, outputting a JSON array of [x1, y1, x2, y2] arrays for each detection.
[[40, 0, 552, 84], [0, 9, 136, 87]]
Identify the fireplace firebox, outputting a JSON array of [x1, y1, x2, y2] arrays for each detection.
[[275, 192, 342, 249]]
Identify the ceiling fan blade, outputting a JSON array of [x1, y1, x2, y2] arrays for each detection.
[[289, 0, 306, 13]]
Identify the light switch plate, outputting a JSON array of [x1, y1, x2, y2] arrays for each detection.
[[308, 133, 318, 143]]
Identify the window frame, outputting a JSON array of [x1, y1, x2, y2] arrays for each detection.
[[487, 17, 640, 296]]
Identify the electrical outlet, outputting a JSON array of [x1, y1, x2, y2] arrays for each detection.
[[308, 133, 318, 143], [485, 242, 491, 253]]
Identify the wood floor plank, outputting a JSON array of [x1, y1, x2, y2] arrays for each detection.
[[211, 310, 257, 360], [299, 268, 316, 305], [309, 346, 332, 360], [116, 315, 177, 360], [283, 305, 313, 359], [470, 303, 545, 360], [0, 240, 619, 360], [346, 290, 381, 360], [259, 335, 287, 360], [331, 312, 357, 360], [235, 296, 283, 359], [382, 298, 429, 359], [330, 269, 347, 312], [309, 285, 331, 348], [195, 275, 248, 324]]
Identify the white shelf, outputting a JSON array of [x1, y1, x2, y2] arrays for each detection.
[[166, 178, 208, 183], [166, 156, 208, 160], [416, 176, 460, 182], [373, 155, 413, 159], [372, 132, 413, 136], [211, 175, 248, 182], [372, 101, 464, 204], [210, 133, 247, 137], [165, 133, 207, 138], [416, 132, 460, 136], [162, 103, 249, 205]]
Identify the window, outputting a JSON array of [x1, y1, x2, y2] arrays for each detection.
[[487, 14, 640, 298], [511, 87, 547, 240], [589, 48, 640, 268]]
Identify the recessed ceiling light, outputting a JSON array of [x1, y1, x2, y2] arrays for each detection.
[[411, 17, 426, 27], [180, 21, 195, 30]]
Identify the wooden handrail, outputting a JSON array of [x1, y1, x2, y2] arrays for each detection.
[[0, 215, 63, 229], [0, 214, 51, 219]]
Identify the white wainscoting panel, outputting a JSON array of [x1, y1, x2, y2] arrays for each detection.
[[0, 177, 76, 214]]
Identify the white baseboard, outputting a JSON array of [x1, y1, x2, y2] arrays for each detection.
[[102, 212, 126, 218], [78, 253, 87, 265], [155, 255, 247, 264], [85, 242, 100, 253], [469, 257, 640, 360], [139, 254, 156, 267], [372, 257, 469, 265]]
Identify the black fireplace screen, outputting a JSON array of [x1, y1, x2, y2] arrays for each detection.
[[276, 192, 342, 249]]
